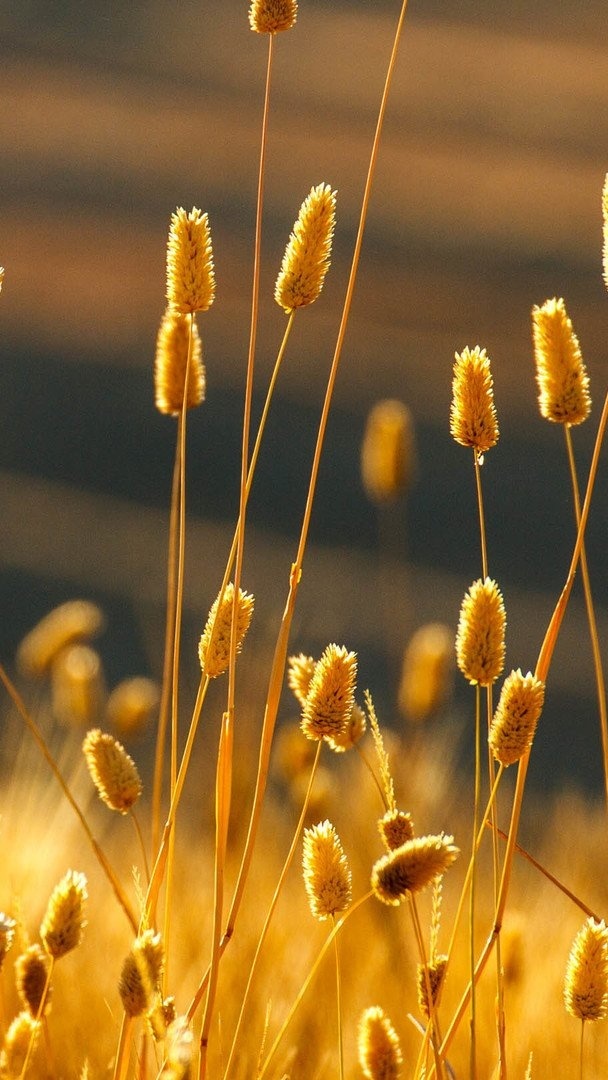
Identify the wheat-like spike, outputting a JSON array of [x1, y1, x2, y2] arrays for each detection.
[[15, 944, 52, 1016], [365, 689, 395, 812], [372, 834, 459, 905], [155, 307, 205, 416], [301, 644, 357, 741], [378, 809, 414, 852], [83, 728, 143, 813], [564, 918, 608, 1021], [417, 955, 448, 1019], [0, 913, 16, 969], [274, 183, 336, 312], [16, 600, 104, 679], [302, 820, 352, 921], [358, 1006, 403, 1080], [455, 577, 506, 687], [40, 870, 87, 959], [361, 399, 416, 504], [198, 582, 255, 679], [1, 1012, 41, 1077], [429, 877, 443, 959], [166, 207, 215, 315], [287, 653, 316, 706], [602, 173, 608, 291], [489, 669, 545, 766], [398, 623, 453, 723], [249, 0, 297, 33], [326, 702, 367, 753], [450, 345, 499, 454], [532, 297, 591, 426]]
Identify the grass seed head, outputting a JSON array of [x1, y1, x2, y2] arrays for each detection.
[[40, 870, 87, 959], [155, 307, 205, 416], [51, 644, 105, 728], [83, 728, 143, 813], [372, 834, 459, 905], [0, 913, 16, 969], [326, 702, 367, 753], [119, 929, 164, 1018], [361, 399, 416, 503], [107, 676, 160, 736], [1, 1012, 41, 1077], [198, 583, 255, 679], [456, 578, 506, 687], [532, 297, 591, 425], [15, 944, 52, 1016], [417, 955, 448, 1019], [378, 809, 415, 852], [398, 623, 452, 723], [450, 346, 499, 454], [0, 267, 4, 292], [489, 669, 545, 766], [249, 0, 297, 33], [300, 644, 357, 741], [564, 918, 608, 1022], [166, 207, 215, 315], [302, 820, 352, 921], [162, 1016, 194, 1080], [16, 600, 105, 679], [287, 653, 316, 706], [358, 1006, 403, 1080], [274, 183, 336, 312]]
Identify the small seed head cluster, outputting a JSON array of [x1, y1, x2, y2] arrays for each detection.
[[16, 600, 104, 679], [166, 207, 215, 315], [275, 183, 336, 312], [198, 583, 255, 679], [361, 399, 416, 504], [300, 644, 357, 741], [0, 913, 16, 969], [287, 653, 316, 706], [1, 1012, 41, 1077], [249, 0, 297, 33], [564, 918, 608, 1022], [399, 622, 452, 723], [16, 944, 52, 1016], [326, 702, 367, 753], [119, 929, 164, 1018], [489, 669, 545, 766], [450, 346, 499, 454], [378, 809, 415, 852], [155, 308, 205, 416], [417, 955, 448, 1019], [372, 834, 459, 906], [358, 1006, 403, 1080], [302, 820, 352, 921], [532, 298, 591, 426], [51, 644, 105, 728], [40, 870, 87, 959], [107, 676, 160, 736], [83, 728, 143, 813], [456, 578, 506, 687]]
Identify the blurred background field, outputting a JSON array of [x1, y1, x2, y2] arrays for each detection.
[[1, 0, 608, 791]]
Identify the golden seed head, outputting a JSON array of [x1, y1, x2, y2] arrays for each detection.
[[450, 346, 499, 454], [602, 173, 608, 292], [326, 702, 367, 753], [0, 267, 4, 292], [532, 297, 591, 426], [358, 1006, 403, 1080], [40, 870, 87, 959], [1, 1012, 41, 1077], [16, 600, 105, 679], [417, 955, 448, 1019], [398, 623, 453, 723], [107, 677, 160, 736], [378, 809, 415, 852], [489, 669, 545, 767], [301, 644, 357, 741], [564, 918, 608, 1022], [361, 399, 416, 504], [287, 653, 316, 707], [83, 728, 143, 813], [155, 307, 205, 416], [274, 183, 336, 313], [456, 578, 506, 687], [198, 583, 255, 679], [372, 834, 459, 905], [0, 913, 16, 968], [51, 644, 105, 728], [163, 1016, 195, 1080], [249, 0, 297, 33], [273, 721, 316, 782], [16, 944, 52, 1017], [148, 995, 176, 1042], [166, 207, 215, 315], [302, 820, 352, 921], [119, 929, 164, 1018]]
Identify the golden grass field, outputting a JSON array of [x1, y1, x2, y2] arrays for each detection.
[[1, 3, 608, 1078]]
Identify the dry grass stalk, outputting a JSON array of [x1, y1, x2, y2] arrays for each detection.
[[302, 820, 352, 921], [365, 690, 396, 812], [450, 346, 499, 454], [564, 918, 608, 1022], [15, 945, 52, 1016], [455, 577, 506, 687], [326, 702, 366, 753], [357, 1006, 403, 1080], [489, 669, 545, 767], [300, 644, 357, 741], [107, 677, 160, 737], [417, 955, 448, 1019], [601, 172, 608, 291], [287, 653, 316, 706], [40, 870, 87, 960], [0, 267, 4, 291], [198, 583, 255, 679], [398, 623, 452, 723], [361, 399, 416, 503], [83, 729, 143, 814], [16, 600, 104, 679], [378, 809, 415, 852], [0, 1012, 41, 1077], [372, 834, 459, 905], [532, 297, 591, 425], [51, 644, 105, 728], [166, 207, 215, 315], [249, 0, 297, 33], [155, 308, 205, 416], [274, 183, 336, 312]]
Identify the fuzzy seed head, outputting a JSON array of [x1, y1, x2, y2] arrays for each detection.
[[301, 644, 357, 741], [40, 870, 87, 959], [326, 702, 367, 753], [489, 669, 545, 766], [450, 346, 499, 454], [602, 174, 608, 292], [16, 945, 52, 1016], [358, 1006, 403, 1080], [275, 184, 336, 312], [456, 578, 506, 687], [532, 298, 590, 426], [119, 929, 164, 1018], [198, 583, 255, 679], [1, 1012, 41, 1077], [0, 913, 16, 968], [51, 644, 105, 728], [378, 809, 415, 852], [302, 820, 352, 921], [166, 207, 215, 315], [0, 268, 4, 292], [361, 399, 416, 503], [287, 653, 316, 707], [83, 728, 143, 813], [155, 307, 205, 416], [417, 955, 448, 1019], [107, 677, 160, 736], [249, 0, 297, 32], [564, 918, 608, 1022], [398, 623, 453, 723], [163, 1017, 194, 1080], [372, 834, 459, 905], [16, 600, 104, 679]]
